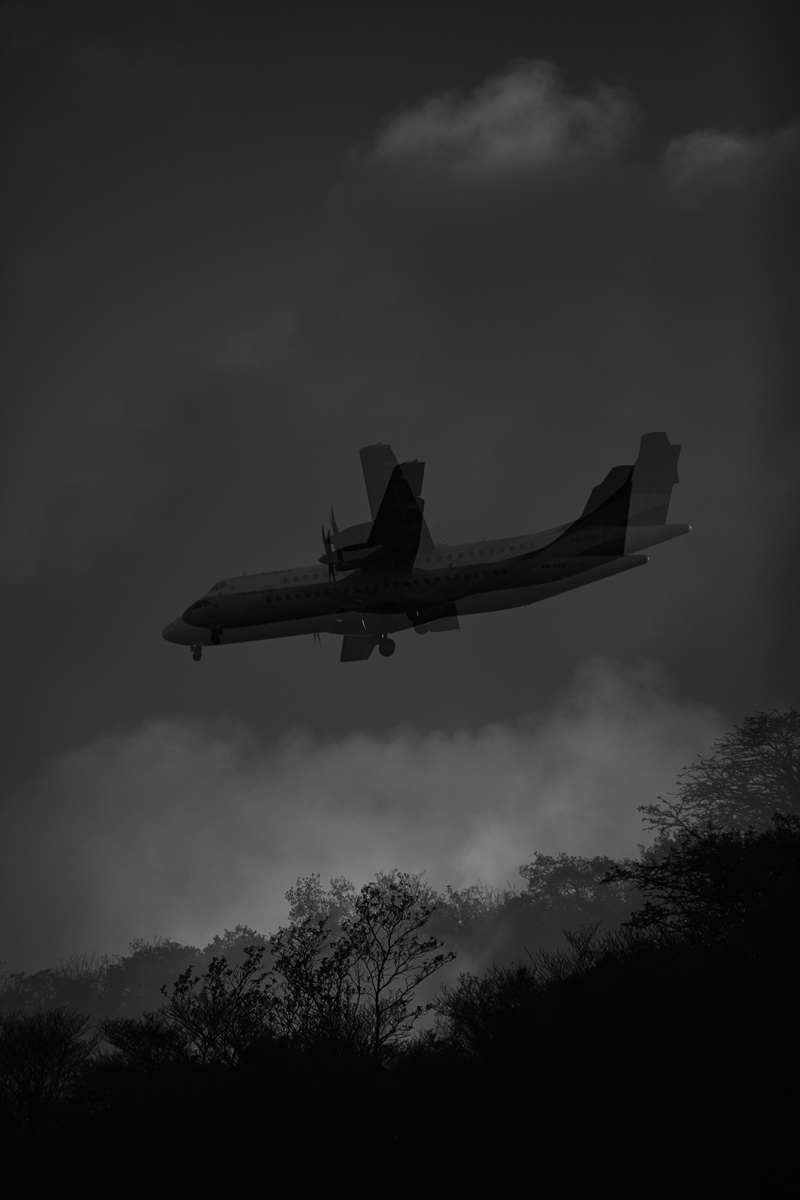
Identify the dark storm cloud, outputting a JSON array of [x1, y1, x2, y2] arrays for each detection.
[[2, 57, 797, 973], [1, 658, 725, 971]]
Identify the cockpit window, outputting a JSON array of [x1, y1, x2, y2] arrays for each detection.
[[208, 581, 228, 593]]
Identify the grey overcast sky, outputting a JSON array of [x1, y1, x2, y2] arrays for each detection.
[[2, 0, 797, 971]]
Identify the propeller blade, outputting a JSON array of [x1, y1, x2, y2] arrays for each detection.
[[320, 525, 336, 582]]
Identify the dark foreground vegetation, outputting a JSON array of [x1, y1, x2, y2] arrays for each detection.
[[2, 709, 798, 1179]]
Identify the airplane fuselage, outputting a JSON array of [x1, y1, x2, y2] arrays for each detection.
[[163, 434, 687, 660], [163, 521, 688, 652]]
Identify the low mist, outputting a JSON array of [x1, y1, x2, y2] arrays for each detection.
[[2, 657, 725, 972]]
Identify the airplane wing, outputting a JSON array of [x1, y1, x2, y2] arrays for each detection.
[[366, 464, 424, 571], [359, 443, 435, 552], [360, 443, 405, 520]]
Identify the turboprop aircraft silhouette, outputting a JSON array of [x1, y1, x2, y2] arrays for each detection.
[[163, 434, 688, 662]]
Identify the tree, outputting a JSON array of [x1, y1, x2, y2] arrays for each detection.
[[640, 707, 800, 840], [97, 1009, 192, 1070], [518, 852, 635, 919], [200, 925, 270, 970], [0, 953, 115, 1016], [606, 814, 800, 944], [104, 936, 201, 1017], [159, 945, 274, 1066], [429, 881, 517, 948], [284, 874, 356, 931], [271, 870, 456, 1058], [435, 926, 608, 1060], [435, 962, 543, 1059], [0, 1008, 99, 1129]]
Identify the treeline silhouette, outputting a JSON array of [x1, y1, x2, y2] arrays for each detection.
[[2, 708, 798, 1180]]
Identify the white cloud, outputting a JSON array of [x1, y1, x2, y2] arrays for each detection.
[[1, 658, 725, 970], [662, 121, 800, 189], [367, 60, 634, 173], [662, 129, 752, 188]]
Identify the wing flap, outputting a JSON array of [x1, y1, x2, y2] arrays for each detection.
[[340, 636, 377, 662]]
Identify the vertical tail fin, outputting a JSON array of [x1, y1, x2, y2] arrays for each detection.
[[578, 432, 681, 526], [538, 432, 682, 558], [628, 432, 681, 525]]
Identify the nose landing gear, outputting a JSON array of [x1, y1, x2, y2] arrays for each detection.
[[191, 645, 203, 662], [378, 636, 396, 658]]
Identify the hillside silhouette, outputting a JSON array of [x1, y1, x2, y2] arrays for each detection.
[[1, 707, 798, 1181]]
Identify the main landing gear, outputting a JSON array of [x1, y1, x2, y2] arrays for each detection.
[[191, 644, 203, 662], [378, 636, 396, 658], [210, 628, 222, 645]]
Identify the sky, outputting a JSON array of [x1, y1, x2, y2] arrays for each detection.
[[1, 0, 798, 972]]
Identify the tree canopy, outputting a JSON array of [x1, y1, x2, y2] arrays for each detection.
[[640, 707, 800, 839]]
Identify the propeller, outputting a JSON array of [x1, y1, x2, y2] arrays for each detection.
[[321, 525, 339, 583], [320, 506, 343, 583], [313, 632, 322, 648]]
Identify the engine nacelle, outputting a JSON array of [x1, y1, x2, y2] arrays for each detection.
[[331, 522, 372, 548]]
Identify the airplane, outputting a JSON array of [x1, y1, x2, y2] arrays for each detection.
[[162, 433, 689, 663]]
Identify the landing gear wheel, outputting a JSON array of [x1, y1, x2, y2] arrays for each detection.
[[191, 645, 203, 662], [378, 637, 396, 658], [211, 629, 222, 646]]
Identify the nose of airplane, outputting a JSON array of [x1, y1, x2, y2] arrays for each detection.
[[162, 620, 184, 643]]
